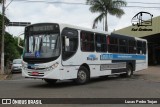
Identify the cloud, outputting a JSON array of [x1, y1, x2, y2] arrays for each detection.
[[4, 0, 160, 36]]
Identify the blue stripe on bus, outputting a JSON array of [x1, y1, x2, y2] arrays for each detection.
[[100, 54, 146, 60]]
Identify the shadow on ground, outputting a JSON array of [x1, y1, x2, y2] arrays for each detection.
[[26, 74, 144, 89]]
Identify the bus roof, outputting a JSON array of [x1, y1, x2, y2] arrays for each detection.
[[60, 23, 110, 34], [111, 33, 147, 42], [25, 22, 147, 42]]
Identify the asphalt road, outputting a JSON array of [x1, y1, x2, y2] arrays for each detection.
[[0, 66, 160, 107]]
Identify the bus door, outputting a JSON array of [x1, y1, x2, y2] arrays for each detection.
[[61, 28, 78, 66]]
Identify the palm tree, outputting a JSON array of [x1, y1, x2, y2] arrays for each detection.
[[87, 0, 127, 31]]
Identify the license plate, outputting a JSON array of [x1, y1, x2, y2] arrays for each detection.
[[31, 72, 39, 76]]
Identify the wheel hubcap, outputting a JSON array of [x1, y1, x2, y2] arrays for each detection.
[[78, 70, 86, 81], [128, 68, 131, 76]]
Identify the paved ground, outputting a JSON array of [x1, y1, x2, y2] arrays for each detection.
[[135, 66, 160, 82], [0, 66, 160, 107]]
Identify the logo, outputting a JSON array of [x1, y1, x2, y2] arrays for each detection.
[[87, 54, 98, 61], [1, 99, 42, 105], [100, 54, 113, 60], [2, 99, 11, 104], [131, 11, 153, 31]]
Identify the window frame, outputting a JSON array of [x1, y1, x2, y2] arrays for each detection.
[[118, 38, 128, 54], [108, 36, 119, 53], [61, 27, 79, 61], [137, 40, 143, 54], [95, 33, 107, 52], [142, 41, 147, 54], [128, 39, 137, 54], [80, 31, 95, 52]]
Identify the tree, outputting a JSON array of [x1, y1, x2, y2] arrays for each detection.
[[87, 0, 127, 31], [4, 33, 20, 65], [0, 14, 10, 33], [0, 13, 23, 66]]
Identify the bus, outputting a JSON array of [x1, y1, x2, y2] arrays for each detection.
[[22, 23, 148, 84]]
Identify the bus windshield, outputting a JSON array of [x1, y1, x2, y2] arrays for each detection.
[[24, 33, 60, 58]]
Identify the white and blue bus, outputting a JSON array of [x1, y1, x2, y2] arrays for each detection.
[[22, 23, 148, 84]]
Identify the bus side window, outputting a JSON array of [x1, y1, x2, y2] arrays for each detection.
[[81, 31, 94, 52], [128, 40, 136, 54], [108, 37, 118, 53], [137, 40, 143, 54], [143, 42, 147, 54], [119, 38, 128, 53], [95, 34, 107, 52], [61, 28, 78, 61]]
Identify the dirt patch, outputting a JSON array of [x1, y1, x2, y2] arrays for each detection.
[[0, 75, 9, 80]]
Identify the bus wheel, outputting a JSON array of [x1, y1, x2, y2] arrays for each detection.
[[125, 65, 133, 77], [44, 79, 57, 84], [75, 66, 90, 85], [120, 65, 133, 78]]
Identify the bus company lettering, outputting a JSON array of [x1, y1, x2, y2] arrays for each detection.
[[100, 54, 113, 60], [100, 54, 133, 60], [117, 55, 132, 59]]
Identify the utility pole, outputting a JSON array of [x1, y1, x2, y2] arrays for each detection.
[[0, 0, 30, 74], [1, 0, 5, 74]]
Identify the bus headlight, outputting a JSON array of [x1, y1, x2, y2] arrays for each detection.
[[47, 62, 59, 70], [52, 62, 59, 69]]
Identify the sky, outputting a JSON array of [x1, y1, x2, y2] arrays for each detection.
[[1, 0, 160, 37]]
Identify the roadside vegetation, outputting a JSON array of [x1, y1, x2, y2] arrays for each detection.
[[87, 0, 127, 31], [0, 14, 24, 68]]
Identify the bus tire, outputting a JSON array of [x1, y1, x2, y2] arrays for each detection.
[[75, 66, 90, 85], [120, 65, 133, 78], [44, 79, 57, 84], [125, 65, 133, 77]]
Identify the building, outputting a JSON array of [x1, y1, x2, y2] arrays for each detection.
[[114, 16, 160, 65]]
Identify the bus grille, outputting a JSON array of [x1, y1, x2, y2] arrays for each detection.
[[27, 67, 46, 70]]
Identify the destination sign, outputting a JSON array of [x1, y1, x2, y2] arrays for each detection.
[[30, 25, 58, 32], [26, 24, 59, 33]]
